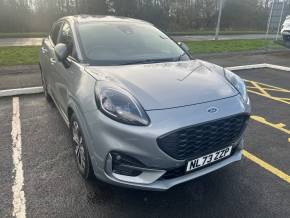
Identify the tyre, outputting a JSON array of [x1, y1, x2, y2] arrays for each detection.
[[283, 34, 290, 42], [70, 113, 94, 179], [40, 65, 53, 103]]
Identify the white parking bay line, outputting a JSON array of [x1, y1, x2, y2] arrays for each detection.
[[0, 87, 43, 98], [11, 97, 26, 218], [226, 63, 290, 72]]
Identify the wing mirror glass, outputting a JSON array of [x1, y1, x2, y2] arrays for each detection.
[[178, 42, 190, 52]]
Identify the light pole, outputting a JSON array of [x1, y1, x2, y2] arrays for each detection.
[[215, 0, 224, 40], [265, 0, 275, 40]]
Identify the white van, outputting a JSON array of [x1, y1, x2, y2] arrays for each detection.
[[281, 15, 290, 41]]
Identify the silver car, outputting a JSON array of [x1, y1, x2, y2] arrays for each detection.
[[39, 15, 251, 191]]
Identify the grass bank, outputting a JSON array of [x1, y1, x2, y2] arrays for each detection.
[[187, 39, 282, 54], [0, 46, 40, 66], [168, 30, 267, 36], [0, 40, 283, 66]]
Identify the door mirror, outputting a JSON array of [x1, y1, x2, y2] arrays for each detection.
[[178, 42, 190, 52], [55, 43, 69, 62]]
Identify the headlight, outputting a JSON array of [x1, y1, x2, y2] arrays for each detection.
[[95, 84, 150, 126], [224, 69, 248, 102]]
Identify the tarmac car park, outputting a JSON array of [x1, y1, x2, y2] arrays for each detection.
[[0, 52, 289, 218]]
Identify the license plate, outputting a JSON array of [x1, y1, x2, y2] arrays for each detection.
[[186, 146, 232, 172]]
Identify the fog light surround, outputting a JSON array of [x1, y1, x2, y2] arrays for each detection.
[[111, 152, 144, 177], [105, 151, 166, 184]]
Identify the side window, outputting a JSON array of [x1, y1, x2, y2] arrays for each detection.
[[58, 22, 75, 57], [50, 23, 62, 45]]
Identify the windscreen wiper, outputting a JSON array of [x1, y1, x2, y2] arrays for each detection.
[[120, 58, 176, 65]]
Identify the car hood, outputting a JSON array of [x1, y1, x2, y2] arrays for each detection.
[[86, 60, 238, 110]]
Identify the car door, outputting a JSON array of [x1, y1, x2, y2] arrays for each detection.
[[53, 21, 78, 114], [42, 22, 63, 97]]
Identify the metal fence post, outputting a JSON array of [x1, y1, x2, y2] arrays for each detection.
[[215, 0, 224, 40], [265, 0, 275, 40]]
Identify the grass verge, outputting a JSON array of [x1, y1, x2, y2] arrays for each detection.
[[0, 40, 283, 66], [0, 46, 40, 66], [187, 39, 282, 54], [168, 30, 267, 36]]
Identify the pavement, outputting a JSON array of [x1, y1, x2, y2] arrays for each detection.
[[0, 52, 290, 217], [0, 34, 277, 47], [0, 38, 43, 47]]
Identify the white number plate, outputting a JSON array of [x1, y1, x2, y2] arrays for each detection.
[[186, 146, 232, 172]]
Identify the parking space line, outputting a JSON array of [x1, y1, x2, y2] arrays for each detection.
[[0, 87, 43, 98], [226, 63, 290, 72], [11, 97, 26, 218], [226, 64, 268, 71], [243, 150, 290, 184]]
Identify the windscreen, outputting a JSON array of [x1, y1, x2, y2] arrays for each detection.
[[77, 22, 189, 65]]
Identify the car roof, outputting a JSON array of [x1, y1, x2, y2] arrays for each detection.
[[60, 15, 152, 26]]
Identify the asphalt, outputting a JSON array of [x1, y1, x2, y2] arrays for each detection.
[[0, 38, 43, 47], [0, 53, 290, 218], [0, 34, 278, 47], [202, 51, 290, 67], [0, 97, 13, 217], [0, 65, 41, 90]]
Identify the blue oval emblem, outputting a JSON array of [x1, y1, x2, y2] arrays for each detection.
[[207, 107, 219, 113]]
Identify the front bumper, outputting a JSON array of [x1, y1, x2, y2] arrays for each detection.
[[84, 95, 251, 190], [281, 29, 290, 36], [103, 145, 244, 191]]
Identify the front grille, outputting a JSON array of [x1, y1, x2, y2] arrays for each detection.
[[157, 114, 249, 160]]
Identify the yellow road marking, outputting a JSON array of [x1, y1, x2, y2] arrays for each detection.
[[251, 116, 290, 135], [278, 98, 290, 101], [247, 90, 290, 105], [245, 79, 290, 92], [261, 88, 290, 93], [244, 79, 290, 105], [251, 81, 270, 96], [243, 150, 290, 184], [250, 115, 290, 143]]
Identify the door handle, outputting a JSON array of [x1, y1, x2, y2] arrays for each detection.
[[50, 58, 56, 65], [41, 47, 48, 54]]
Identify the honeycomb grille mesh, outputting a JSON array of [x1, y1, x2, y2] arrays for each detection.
[[157, 114, 249, 160]]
